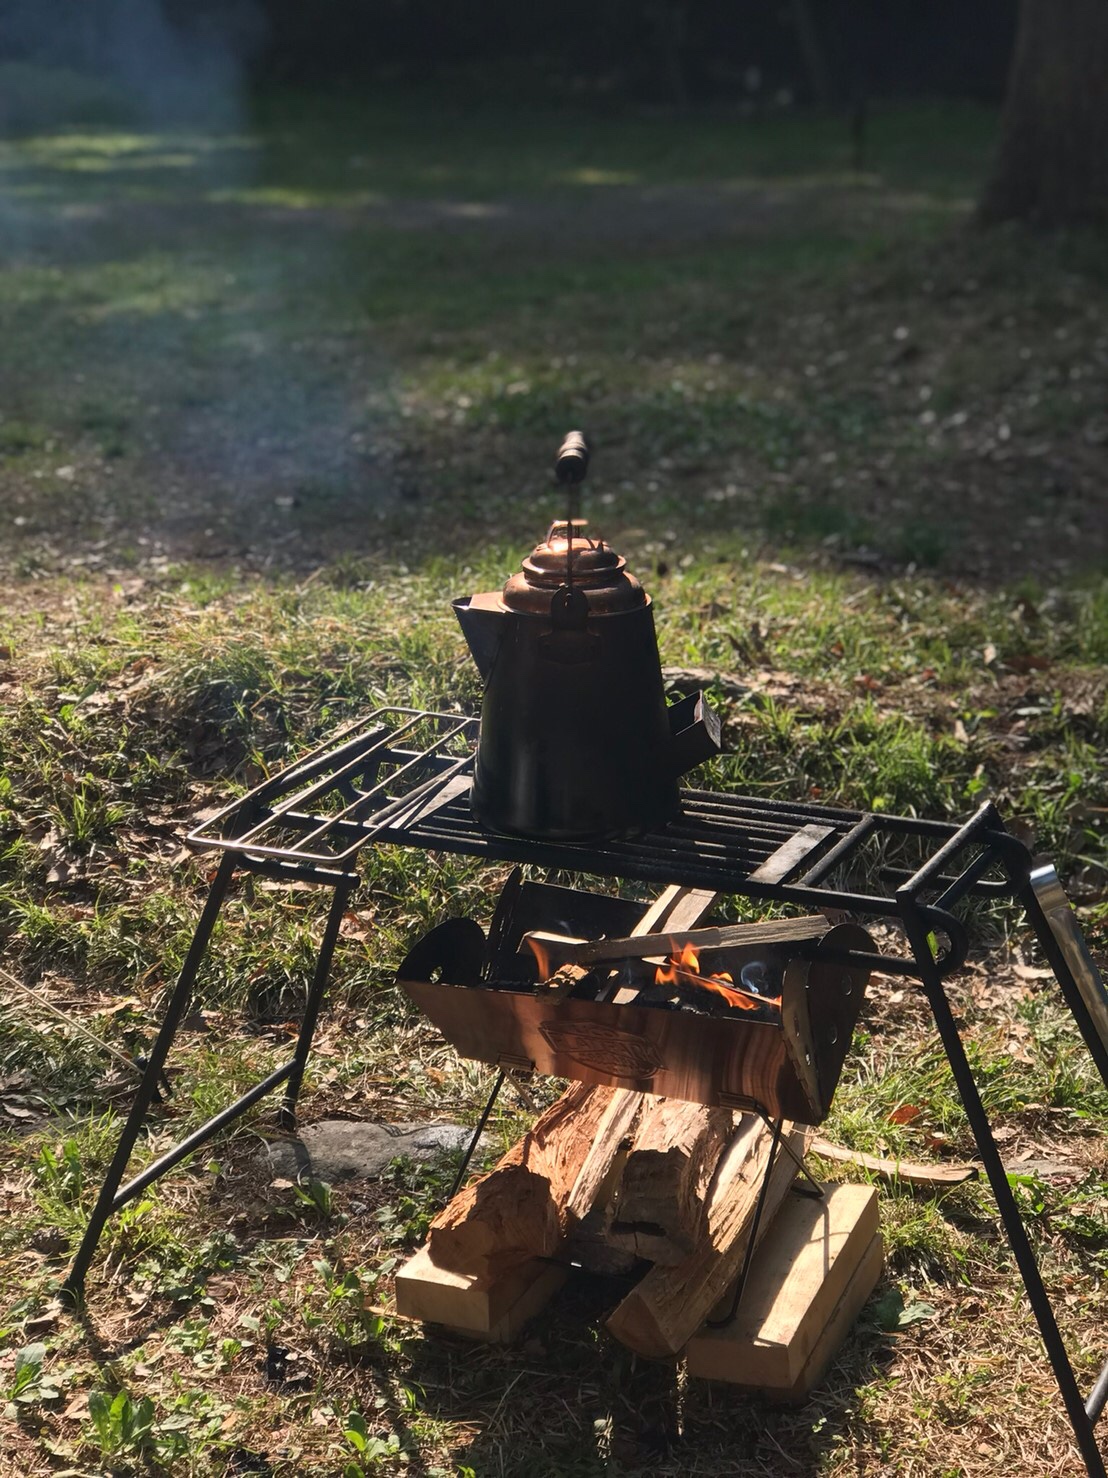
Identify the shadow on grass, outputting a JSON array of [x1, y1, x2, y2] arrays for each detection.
[[1, 92, 1106, 585], [398, 1271, 897, 1477]]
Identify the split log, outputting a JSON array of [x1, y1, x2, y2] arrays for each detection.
[[570, 915, 829, 968], [563, 1140, 639, 1276], [606, 1098, 734, 1265], [425, 1081, 642, 1277], [611, 885, 719, 1005], [606, 1116, 810, 1358]]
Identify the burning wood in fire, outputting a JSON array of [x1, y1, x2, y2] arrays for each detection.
[[655, 940, 782, 1016], [526, 932, 782, 1019]]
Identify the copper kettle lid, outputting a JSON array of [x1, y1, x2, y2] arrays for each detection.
[[500, 432, 647, 615], [502, 520, 645, 614]]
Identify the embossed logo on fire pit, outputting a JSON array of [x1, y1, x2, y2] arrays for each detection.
[[538, 1020, 662, 1078]]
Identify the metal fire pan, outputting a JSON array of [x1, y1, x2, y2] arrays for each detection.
[[400, 921, 873, 1123]]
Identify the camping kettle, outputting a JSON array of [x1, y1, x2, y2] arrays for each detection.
[[453, 432, 720, 842]]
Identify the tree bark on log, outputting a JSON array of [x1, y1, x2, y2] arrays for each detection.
[[979, 0, 1108, 227], [606, 1117, 809, 1358], [425, 1081, 643, 1277], [606, 1098, 734, 1265]]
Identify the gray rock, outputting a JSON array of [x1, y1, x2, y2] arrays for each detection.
[[259, 1119, 482, 1183]]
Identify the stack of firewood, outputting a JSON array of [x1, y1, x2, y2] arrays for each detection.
[[395, 888, 883, 1392]]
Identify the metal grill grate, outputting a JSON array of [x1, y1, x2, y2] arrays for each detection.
[[188, 707, 1006, 954]]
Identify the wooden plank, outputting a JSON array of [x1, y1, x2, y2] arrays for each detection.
[[779, 1233, 884, 1400], [606, 1118, 809, 1358], [811, 1138, 979, 1189], [568, 915, 829, 968], [394, 1246, 566, 1338], [684, 1183, 878, 1389], [749, 824, 837, 884], [688, 1232, 884, 1400], [635, 885, 720, 936]]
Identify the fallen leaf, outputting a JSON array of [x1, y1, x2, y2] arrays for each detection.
[[888, 1103, 922, 1126], [1004, 653, 1050, 674]]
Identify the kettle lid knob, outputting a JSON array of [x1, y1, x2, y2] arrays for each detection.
[[554, 430, 589, 485]]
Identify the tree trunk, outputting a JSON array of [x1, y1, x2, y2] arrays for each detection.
[[789, 0, 835, 109], [979, 0, 1108, 226]]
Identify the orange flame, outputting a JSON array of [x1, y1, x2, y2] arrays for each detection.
[[527, 935, 553, 982], [655, 940, 779, 1012]]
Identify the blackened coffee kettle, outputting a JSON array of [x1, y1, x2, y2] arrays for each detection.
[[453, 432, 719, 842]]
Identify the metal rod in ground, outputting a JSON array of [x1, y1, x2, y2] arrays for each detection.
[[111, 1061, 295, 1209], [278, 879, 356, 1131], [447, 1069, 507, 1204], [705, 1115, 784, 1331], [898, 892, 1108, 1478], [61, 853, 237, 1304]]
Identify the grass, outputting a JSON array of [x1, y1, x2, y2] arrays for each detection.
[[0, 81, 1107, 1476]]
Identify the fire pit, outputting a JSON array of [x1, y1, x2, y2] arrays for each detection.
[[399, 878, 875, 1123]]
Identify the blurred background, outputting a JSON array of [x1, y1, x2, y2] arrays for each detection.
[[1, 0, 1105, 582]]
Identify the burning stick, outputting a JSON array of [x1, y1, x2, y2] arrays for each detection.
[[526, 934, 592, 1002], [655, 941, 781, 1014]]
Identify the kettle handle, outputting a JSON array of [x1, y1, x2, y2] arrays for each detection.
[[554, 430, 589, 484]]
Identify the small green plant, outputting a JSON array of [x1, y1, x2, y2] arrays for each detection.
[[34, 1138, 84, 1205], [292, 1176, 334, 1218], [5, 1342, 62, 1409], [302, 1257, 387, 1351], [375, 1154, 456, 1247], [86, 1388, 156, 1458], [342, 1409, 404, 1474]]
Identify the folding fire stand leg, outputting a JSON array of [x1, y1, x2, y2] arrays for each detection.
[[62, 856, 355, 1304], [899, 892, 1108, 1478], [277, 877, 357, 1131]]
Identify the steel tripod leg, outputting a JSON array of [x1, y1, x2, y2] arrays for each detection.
[[751, 1103, 824, 1199], [1016, 862, 1108, 1091], [61, 853, 237, 1304], [277, 879, 355, 1131], [899, 894, 1107, 1478], [446, 1069, 506, 1204]]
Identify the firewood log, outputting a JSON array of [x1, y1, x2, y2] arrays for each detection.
[[424, 887, 722, 1281], [606, 1116, 810, 1359], [605, 1098, 735, 1265], [425, 1081, 642, 1277]]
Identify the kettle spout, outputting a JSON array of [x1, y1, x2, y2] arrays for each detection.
[[453, 595, 506, 683], [667, 691, 722, 777]]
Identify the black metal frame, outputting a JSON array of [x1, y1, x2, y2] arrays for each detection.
[[61, 707, 1108, 1476]]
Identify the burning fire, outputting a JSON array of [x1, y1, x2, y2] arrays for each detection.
[[655, 941, 780, 1012], [527, 935, 553, 981]]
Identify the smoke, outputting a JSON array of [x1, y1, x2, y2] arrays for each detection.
[[0, 1, 404, 575], [0, 0, 266, 133]]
